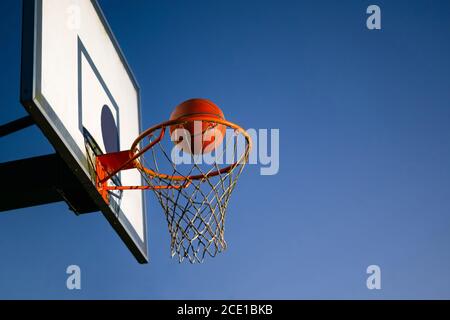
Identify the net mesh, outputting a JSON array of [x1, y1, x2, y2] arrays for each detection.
[[135, 127, 250, 263]]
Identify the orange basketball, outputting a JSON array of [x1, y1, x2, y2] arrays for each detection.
[[169, 99, 226, 154]]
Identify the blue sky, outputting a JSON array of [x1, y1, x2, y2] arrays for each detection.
[[1, 0, 450, 299]]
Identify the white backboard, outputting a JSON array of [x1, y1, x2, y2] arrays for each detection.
[[20, 0, 148, 263]]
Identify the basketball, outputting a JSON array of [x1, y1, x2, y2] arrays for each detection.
[[169, 99, 226, 154]]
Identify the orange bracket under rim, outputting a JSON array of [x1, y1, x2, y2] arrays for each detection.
[[95, 150, 190, 204]]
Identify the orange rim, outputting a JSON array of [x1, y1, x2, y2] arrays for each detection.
[[129, 117, 252, 182]]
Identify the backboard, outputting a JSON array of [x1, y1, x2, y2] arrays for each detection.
[[20, 0, 148, 263]]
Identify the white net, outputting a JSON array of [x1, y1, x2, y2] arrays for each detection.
[[135, 125, 250, 263]]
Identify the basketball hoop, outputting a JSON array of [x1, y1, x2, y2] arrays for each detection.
[[95, 107, 252, 263]]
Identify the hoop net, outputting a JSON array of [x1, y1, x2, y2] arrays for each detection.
[[132, 119, 251, 263]]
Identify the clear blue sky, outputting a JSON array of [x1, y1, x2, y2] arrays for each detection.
[[1, 0, 450, 299]]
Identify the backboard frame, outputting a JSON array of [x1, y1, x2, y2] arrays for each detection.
[[20, 0, 148, 263]]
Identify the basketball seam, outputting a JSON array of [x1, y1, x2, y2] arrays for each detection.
[[173, 112, 225, 120]]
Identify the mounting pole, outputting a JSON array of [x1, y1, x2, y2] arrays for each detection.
[[0, 115, 34, 137], [0, 154, 98, 214]]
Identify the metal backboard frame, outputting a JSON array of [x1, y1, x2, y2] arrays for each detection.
[[20, 0, 148, 263]]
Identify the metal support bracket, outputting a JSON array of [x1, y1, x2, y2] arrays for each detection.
[[0, 153, 98, 214], [0, 115, 34, 137]]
